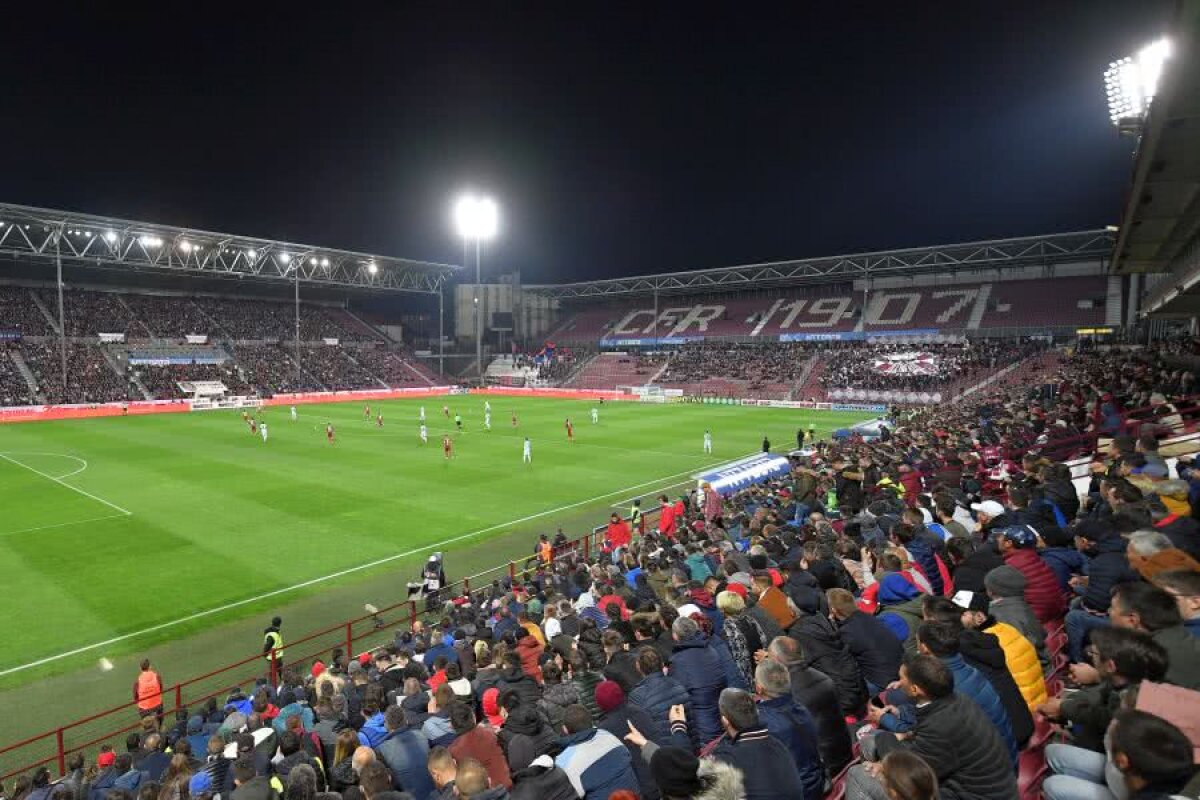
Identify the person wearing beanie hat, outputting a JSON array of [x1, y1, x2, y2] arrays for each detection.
[[984, 565, 1047, 660], [996, 525, 1067, 624], [592, 680, 661, 799], [188, 771, 213, 797], [624, 715, 746, 800]]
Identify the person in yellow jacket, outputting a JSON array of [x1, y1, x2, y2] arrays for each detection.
[[957, 591, 1047, 711]]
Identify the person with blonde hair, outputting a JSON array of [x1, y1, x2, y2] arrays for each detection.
[[717, 590, 766, 688]]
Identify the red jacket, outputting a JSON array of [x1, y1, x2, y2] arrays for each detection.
[[1003, 548, 1067, 623], [448, 726, 512, 789], [515, 635, 544, 683], [605, 519, 632, 550], [659, 503, 677, 537]]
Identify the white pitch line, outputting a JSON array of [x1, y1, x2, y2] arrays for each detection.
[[0, 451, 89, 480], [610, 477, 699, 509], [0, 452, 132, 517], [0, 513, 129, 539], [0, 453, 751, 678]]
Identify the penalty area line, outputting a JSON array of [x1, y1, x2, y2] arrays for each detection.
[[0, 513, 130, 539], [0, 452, 132, 516], [0, 453, 746, 678]]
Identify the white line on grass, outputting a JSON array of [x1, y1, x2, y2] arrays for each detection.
[[610, 477, 697, 509], [0, 513, 129, 539], [0, 452, 131, 516], [0, 452, 755, 678], [0, 451, 89, 480]]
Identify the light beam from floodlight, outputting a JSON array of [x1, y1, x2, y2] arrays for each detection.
[[367, 262, 378, 275], [1104, 37, 1171, 128]]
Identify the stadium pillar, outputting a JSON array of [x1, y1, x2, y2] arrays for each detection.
[[438, 286, 444, 376], [408, 600, 417, 625], [294, 266, 301, 389], [55, 234, 67, 396], [174, 684, 182, 712], [475, 238, 483, 385], [55, 728, 65, 775]]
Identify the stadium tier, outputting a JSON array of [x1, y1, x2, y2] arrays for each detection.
[[546, 275, 1112, 343]]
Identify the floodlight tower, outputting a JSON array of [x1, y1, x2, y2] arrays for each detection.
[[453, 194, 499, 384], [1104, 37, 1171, 135]]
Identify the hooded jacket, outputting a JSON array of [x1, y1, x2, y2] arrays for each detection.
[[1001, 548, 1067, 623], [509, 756, 580, 800], [515, 636, 544, 683], [538, 681, 580, 733], [499, 704, 562, 774], [499, 665, 543, 708], [668, 634, 728, 745], [905, 538, 946, 596], [950, 546, 1005, 595], [598, 702, 662, 800], [791, 612, 868, 716]]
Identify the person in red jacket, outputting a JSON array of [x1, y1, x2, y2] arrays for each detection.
[[657, 494, 677, 538], [898, 464, 923, 508], [996, 525, 1067, 623], [605, 513, 632, 554], [513, 627, 544, 683]]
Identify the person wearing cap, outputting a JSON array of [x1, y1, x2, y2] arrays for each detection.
[[1065, 520, 1137, 663], [995, 525, 1067, 624], [969, 499, 1011, 536], [594, 680, 661, 800], [955, 590, 1047, 711]]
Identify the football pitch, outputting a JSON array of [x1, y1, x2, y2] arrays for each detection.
[[0, 397, 871, 691]]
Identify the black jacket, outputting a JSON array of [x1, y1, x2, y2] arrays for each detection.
[[498, 666, 543, 708], [1080, 535, 1138, 612], [957, 628, 1034, 748], [791, 614, 867, 716], [509, 759, 580, 800], [875, 693, 1018, 800], [836, 611, 903, 688], [713, 727, 806, 800], [598, 702, 662, 800], [786, 664, 853, 775], [602, 651, 642, 694], [951, 546, 1004, 595]]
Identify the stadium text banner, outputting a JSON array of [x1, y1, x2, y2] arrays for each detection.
[[695, 453, 792, 496], [185, 335, 208, 344], [98, 332, 125, 343], [599, 336, 703, 347], [778, 328, 939, 343]]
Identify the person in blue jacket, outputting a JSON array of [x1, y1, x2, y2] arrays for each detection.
[[753, 659, 825, 800], [667, 616, 728, 746]]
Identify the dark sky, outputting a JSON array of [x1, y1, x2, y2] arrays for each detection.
[[0, 2, 1175, 284]]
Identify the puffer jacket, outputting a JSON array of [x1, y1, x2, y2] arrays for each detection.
[[836, 610, 904, 689], [985, 621, 1047, 711], [538, 681, 580, 732], [940, 654, 1017, 766], [1002, 548, 1067, 623], [787, 665, 853, 774], [577, 628, 606, 670], [1080, 534, 1138, 613], [499, 665, 543, 708], [627, 672, 695, 749], [516, 636, 544, 683], [956, 629, 1035, 749], [1040, 546, 1088, 593], [499, 704, 562, 773], [874, 693, 1018, 800], [1042, 477, 1080, 520], [668, 634, 728, 745], [791, 613, 867, 716], [755, 695, 825, 800], [509, 756, 580, 800], [950, 546, 1005, 594]]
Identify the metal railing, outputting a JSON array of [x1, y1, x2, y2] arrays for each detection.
[[0, 507, 660, 782]]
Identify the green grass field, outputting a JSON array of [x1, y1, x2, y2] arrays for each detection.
[[0, 396, 869, 764]]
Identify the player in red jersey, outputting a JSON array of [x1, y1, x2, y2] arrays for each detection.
[[511, 411, 518, 428], [565, 418, 574, 442], [250, 419, 257, 434], [365, 404, 370, 418], [442, 435, 453, 459], [326, 423, 335, 444], [443, 405, 450, 418], [376, 413, 383, 428]]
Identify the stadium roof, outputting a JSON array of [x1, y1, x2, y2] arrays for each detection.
[[0, 202, 459, 294], [1114, 0, 1200, 315], [524, 229, 1114, 299]]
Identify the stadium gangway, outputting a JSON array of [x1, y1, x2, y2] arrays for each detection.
[[0, 506, 662, 782]]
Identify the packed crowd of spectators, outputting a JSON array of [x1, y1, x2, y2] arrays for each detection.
[[124, 296, 220, 340], [820, 339, 1048, 392], [21, 341, 139, 404], [133, 364, 253, 400], [9, 339, 1200, 800], [0, 286, 54, 335], [37, 290, 151, 338], [659, 342, 814, 387], [0, 343, 36, 406], [351, 348, 429, 388], [231, 346, 321, 395], [297, 347, 380, 392]]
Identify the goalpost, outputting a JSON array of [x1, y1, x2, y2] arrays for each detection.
[[616, 384, 667, 403]]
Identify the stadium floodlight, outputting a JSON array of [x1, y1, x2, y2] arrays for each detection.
[[367, 261, 378, 275], [1105, 37, 1171, 130], [104, 230, 116, 242], [179, 240, 193, 253], [453, 195, 499, 241], [309, 257, 318, 265], [320, 257, 330, 268], [246, 249, 258, 259], [279, 253, 291, 264], [139, 235, 162, 247]]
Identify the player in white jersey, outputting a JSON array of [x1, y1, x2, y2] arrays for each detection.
[[419, 423, 428, 443], [260, 422, 268, 443], [484, 400, 491, 414], [703, 429, 712, 453], [484, 411, 492, 430], [419, 406, 426, 422], [290, 406, 297, 421], [522, 437, 532, 463], [591, 407, 599, 424]]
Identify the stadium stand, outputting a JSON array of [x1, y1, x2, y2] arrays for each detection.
[[295, 345, 380, 391], [350, 346, 438, 387], [0, 343, 36, 407], [133, 362, 253, 399], [37, 289, 150, 338], [548, 276, 1111, 342], [0, 286, 55, 336], [566, 350, 665, 389], [122, 294, 218, 340], [229, 344, 321, 394], [20, 341, 138, 404], [9, 338, 1200, 799]]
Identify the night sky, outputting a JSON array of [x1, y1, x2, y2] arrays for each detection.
[[0, 2, 1175, 284]]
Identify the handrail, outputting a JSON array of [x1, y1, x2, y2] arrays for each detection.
[[0, 505, 661, 781]]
